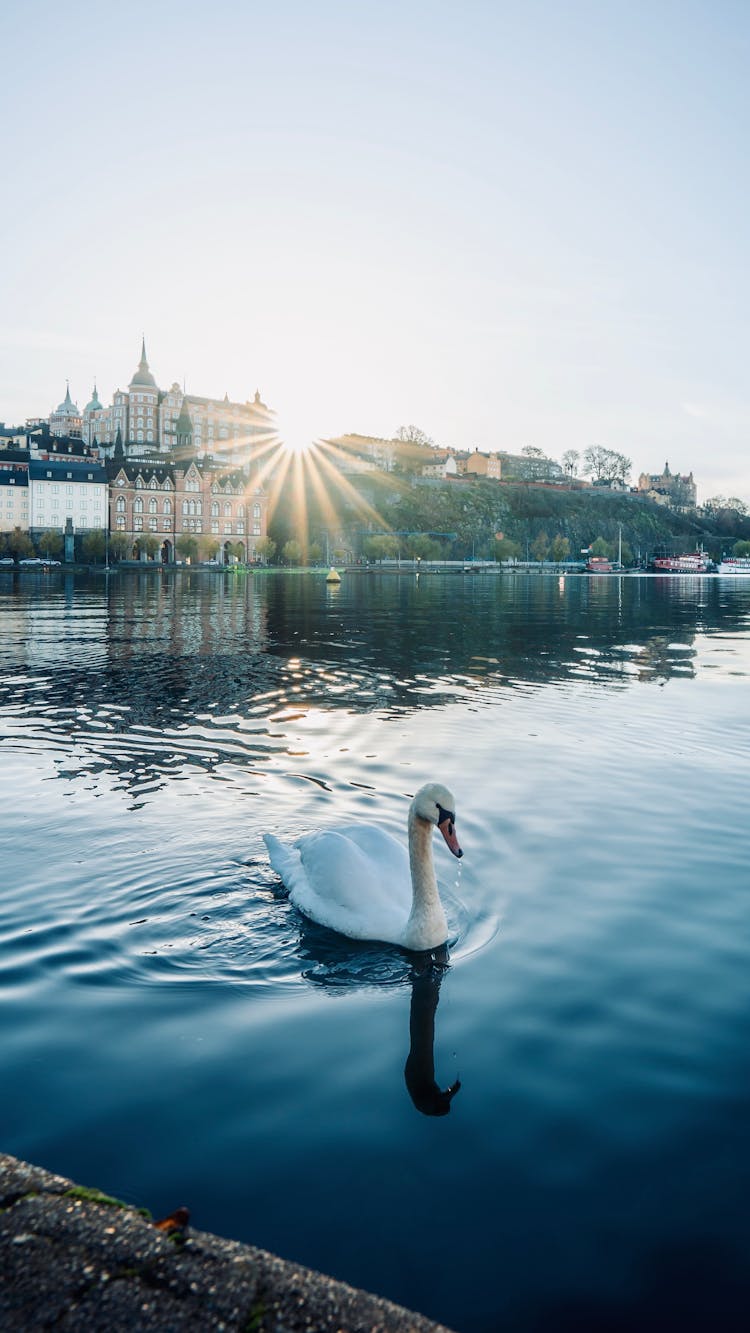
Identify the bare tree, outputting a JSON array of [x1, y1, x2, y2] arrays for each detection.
[[395, 425, 434, 448], [582, 446, 631, 486], [561, 449, 580, 477]]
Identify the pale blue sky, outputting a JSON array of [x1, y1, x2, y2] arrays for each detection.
[[2, 0, 748, 498]]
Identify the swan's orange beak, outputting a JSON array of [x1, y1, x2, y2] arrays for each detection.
[[438, 816, 463, 858]]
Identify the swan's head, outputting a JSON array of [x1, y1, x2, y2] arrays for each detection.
[[411, 783, 463, 858]]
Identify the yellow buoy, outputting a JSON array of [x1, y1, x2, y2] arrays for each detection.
[[325, 567, 341, 583]]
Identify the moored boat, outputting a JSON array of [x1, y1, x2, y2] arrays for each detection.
[[586, 556, 614, 574], [649, 552, 713, 574], [717, 556, 750, 576]]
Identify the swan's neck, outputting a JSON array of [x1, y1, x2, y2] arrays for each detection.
[[404, 810, 448, 950]]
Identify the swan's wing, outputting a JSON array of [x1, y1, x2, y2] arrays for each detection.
[[264, 827, 411, 943]]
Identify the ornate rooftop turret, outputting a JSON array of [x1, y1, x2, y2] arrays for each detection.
[[84, 383, 102, 414], [56, 381, 79, 415], [129, 337, 157, 389]]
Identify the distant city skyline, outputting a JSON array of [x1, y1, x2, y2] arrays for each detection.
[[2, 1, 748, 502]]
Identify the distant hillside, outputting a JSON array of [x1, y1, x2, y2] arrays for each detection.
[[269, 470, 750, 563], [354, 476, 738, 561]]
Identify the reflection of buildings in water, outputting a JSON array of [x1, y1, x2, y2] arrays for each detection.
[[2, 572, 109, 670], [4, 573, 744, 798], [0, 572, 274, 799], [106, 571, 269, 663], [634, 636, 697, 683]]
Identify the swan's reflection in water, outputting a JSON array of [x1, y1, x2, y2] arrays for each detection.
[[404, 949, 461, 1116], [296, 922, 461, 1117]]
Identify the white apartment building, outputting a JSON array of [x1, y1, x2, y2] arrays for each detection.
[[29, 458, 108, 533]]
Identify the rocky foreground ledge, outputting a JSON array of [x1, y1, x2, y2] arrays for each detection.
[[0, 1153, 456, 1333]]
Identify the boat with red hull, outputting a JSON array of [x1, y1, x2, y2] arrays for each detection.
[[649, 552, 713, 574]]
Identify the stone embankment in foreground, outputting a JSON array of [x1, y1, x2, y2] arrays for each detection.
[[0, 1153, 457, 1333]]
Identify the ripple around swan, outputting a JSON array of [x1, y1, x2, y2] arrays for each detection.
[[0, 841, 499, 998]]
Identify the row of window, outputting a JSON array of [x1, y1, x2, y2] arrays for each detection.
[[42, 483, 103, 495], [113, 496, 261, 518], [111, 518, 260, 536]]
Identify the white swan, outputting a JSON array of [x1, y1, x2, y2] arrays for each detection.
[[264, 783, 463, 951]]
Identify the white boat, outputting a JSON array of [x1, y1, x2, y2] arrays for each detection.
[[717, 557, 750, 576]]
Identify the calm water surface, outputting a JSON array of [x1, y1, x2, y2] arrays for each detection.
[[1, 569, 749, 1331]]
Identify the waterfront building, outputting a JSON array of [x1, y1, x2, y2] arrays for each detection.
[[0, 460, 29, 533], [29, 455, 108, 536], [107, 447, 268, 563], [80, 340, 274, 470]]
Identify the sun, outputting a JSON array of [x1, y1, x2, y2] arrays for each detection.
[[279, 428, 315, 455]]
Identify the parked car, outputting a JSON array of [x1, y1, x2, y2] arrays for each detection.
[[0, 557, 14, 565]]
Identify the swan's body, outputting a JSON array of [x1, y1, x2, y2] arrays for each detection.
[[264, 783, 462, 951]]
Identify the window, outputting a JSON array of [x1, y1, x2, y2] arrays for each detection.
[[211, 520, 219, 534], [149, 498, 157, 514], [135, 476, 144, 489], [134, 498, 143, 514], [134, 516, 143, 531], [117, 516, 125, 529], [149, 477, 159, 489], [163, 499, 172, 515], [149, 517, 158, 531], [253, 504, 261, 519], [210, 501, 219, 517], [182, 500, 188, 515], [223, 502, 231, 517], [116, 497, 125, 513], [163, 518, 170, 530]]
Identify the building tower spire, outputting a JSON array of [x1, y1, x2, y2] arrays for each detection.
[[174, 395, 194, 457], [129, 336, 157, 388]]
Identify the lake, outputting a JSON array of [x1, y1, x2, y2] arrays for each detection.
[[1, 567, 749, 1332]]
